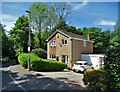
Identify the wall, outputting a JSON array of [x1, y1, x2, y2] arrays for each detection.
[[56, 33, 72, 68], [82, 41, 93, 53], [72, 40, 93, 63], [47, 34, 56, 59], [72, 39, 83, 64]]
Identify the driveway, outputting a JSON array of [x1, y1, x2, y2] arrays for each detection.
[[2, 64, 85, 91]]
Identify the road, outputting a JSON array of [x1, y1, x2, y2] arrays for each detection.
[[1, 63, 85, 92]]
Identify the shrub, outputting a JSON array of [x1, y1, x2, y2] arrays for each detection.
[[83, 68, 105, 91], [18, 53, 39, 68], [31, 59, 67, 71], [31, 48, 47, 59], [1, 57, 10, 63], [18, 53, 67, 71]]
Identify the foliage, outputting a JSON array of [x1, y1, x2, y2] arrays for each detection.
[[83, 68, 105, 91], [18, 53, 39, 67], [29, 2, 48, 48], [104, 47, 120, 92], [31, 48, 47, 59], [18, 53, 67, 71], [104, 28, 120, 91], [0, 23, 10, 58], [9, 16, 30, 57], [31, 59, 67, 71], [1, 57, 10, 63]]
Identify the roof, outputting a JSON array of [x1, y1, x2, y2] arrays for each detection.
[[46, 30, 94, 43]]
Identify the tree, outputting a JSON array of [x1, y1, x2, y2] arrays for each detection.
[[0, 23, 10, 58], [44, 6, 58, 31], [29, 2, 48, 48], [66, 25, 77, 33], [54, 2, 71, 30], [104, 21, 120, 91], [9, 16, 30, 57]]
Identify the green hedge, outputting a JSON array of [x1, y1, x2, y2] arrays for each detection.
[[18, 53, 67, 71], [31, 48, 47, 59], [18, 53, 39, 67]]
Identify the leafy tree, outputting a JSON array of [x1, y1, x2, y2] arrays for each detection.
[[29, 2, 48, 48], [0, 23, 10, 58], [104, 21, 120, 92], [9, 16, 30, 57], [66, 25, 77, 33], [44, 6, 58, 31]]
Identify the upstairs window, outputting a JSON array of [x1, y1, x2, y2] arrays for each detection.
[[62, 39, 68, 45], [83, 40, 86, 47], [50, 40, 56, 46]]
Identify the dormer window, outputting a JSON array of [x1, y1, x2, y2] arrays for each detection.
[[50, 40, 56, 46], [62, 39, 67, 45]]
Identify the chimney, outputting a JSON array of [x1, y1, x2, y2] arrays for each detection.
[[87, 33, 90, 40]]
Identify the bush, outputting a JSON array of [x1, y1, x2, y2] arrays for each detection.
[[1, 57, 10, 63], [83, 68, 105, 91], [18, 53, 39, 68], [31, 59, 67, 71], [31, 48, 47, 59], [18, 53, 67, 71]]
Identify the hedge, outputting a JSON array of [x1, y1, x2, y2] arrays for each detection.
[[31, 48, 47, 59], [18, 53, 39, 67], [18, 53, 67, 71]]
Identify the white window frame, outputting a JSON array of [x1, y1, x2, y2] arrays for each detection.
[[62, 55, 68, 64], [50, 40, 56, 46], [83, 40, 86, 47], [62, 39, 68, 45], [50, 54, 56, 60]]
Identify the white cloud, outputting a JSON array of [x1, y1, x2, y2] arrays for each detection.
[[1, 14, 18, 22], [2, 21, 15, 31], [68, 0, 88, 10], [95, 20, 115, 26], [0, 14, 18, 31]]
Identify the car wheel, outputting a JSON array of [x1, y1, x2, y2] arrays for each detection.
[[73, 69, 75, 72]]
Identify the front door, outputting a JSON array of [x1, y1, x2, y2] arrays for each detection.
[[62, 55, 68, 64]]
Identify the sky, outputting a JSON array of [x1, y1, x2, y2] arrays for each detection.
[[1, 1, 118, 32]]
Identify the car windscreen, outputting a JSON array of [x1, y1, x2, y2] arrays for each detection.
[[75, 63, 82, 65]]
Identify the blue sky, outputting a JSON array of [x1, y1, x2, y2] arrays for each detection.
[[1, 1, 118, 31]]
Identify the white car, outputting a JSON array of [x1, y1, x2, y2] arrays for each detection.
[[72, 61, 93, 73]]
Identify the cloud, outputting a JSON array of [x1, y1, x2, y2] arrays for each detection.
[[95, 20, 115, 26], [1, 14, 18, 22], [68, 0, 88, 10], [2, 21, 15, 31], [0, 14, 17, 31]]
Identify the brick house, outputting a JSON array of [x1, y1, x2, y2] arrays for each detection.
[[46, 30, 94, 69]]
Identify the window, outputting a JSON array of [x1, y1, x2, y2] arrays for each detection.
[[62, 55, 68, 64], [50, 54, 56, 60], [62, 39, 67, 45], [83, 40, 86, 47], [50, 40, 56, 46]]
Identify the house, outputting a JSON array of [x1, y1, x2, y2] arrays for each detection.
[[46, 30, 94, 69]]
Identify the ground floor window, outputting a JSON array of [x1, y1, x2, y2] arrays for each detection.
[[62, 55, 68, 64], [50, 54, 56, 60]]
